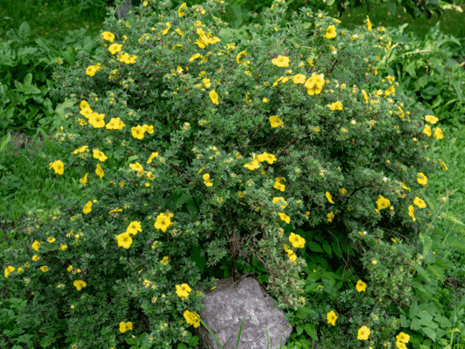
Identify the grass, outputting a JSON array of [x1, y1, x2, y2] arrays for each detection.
[[1, 0, 465, 348], [0, 0, 108, 42]]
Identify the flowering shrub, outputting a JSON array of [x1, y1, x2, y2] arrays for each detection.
[[2, 0, 448, 348]]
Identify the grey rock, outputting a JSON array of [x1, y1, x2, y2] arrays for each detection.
[[117, 0, 132, 19], [193, 276, 292, 349]]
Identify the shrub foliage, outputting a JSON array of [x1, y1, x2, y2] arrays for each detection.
[[2, 0, 447, 348]]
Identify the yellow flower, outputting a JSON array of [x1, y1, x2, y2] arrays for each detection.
[[160, 256, 169, 265], [293, 74, 306, 84], [413, 197, 426, 208], [327, 310, 338, 326], [256, 152, 277, 164], [39, 266, 48, 273], [47, 237, 56, 243], [95, 163, 105, 179], [441, 161, 448, 171], [361, 90, 369, 104], [85, 64, 100, 77], [108, 43, 123, 55], [32, 240, 41, 251], [59, 244, 68, 251], [119, 322, 133, 333], [357, 326, 371, 340], [423, 124, 432, 137], [434, 127, 443, 140], [408, 205, 416, 221], [425, 115, 439, 124], [396, 332, 410, 344], [236, 51, 248, 64], [339, 188, 347, 195], [189, 53, 201, 62], [178, 3, 187, 17], [396, 342, 407, 349], [79, 173, 88, 186], [244, 160, 260, 171], [326, 192, 335, 204], [4, 266, 15, 278], [88, 112, 105, 128], [101, 31, 115, 43], [327, 211, 334, 222], [328, 101, 343, 111], [184, 310, 201, 328], [154, 213, 172, 232], [116, 232, 133, 249], [146, 152, 159, 164], [372, 260, 377, 265], [83, 201, 92, 215], [32, 255, 39, 261], [175, 283, 192, 298], [72, 280, 86, 291], [129, 162, 143, 172], [366, 15, 372, 30], [49, 160, 64, 175], [324, 26, 337, 39], [269, 115, 284, 128], [356, 280, 367, 292], [93, 149, 108, 162], [417, 172, 427, 185], [304, 73, 325, 95], [127, 221, 142, 235], [209, 89, 219, 105], [271, 55, 290, 67], [162, 22, 171, 36], [143, 0, 148, 6], [131, 125, 145, 140], [375, 195, 390, 211], [73, 145, 89, 154], [278, 212, 290, 224], [289, 233, 305, 248], [273, 177, 286, 191], [273, 197, 287, 209], [263, 97, 268, 103]]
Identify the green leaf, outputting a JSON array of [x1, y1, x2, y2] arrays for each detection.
[[296, 324, 303, 336], [190, 244, 206, 274], [17, 21, 31, 43], [405, 62, 417, 77], [295, 306, 311, 319], [177, 344, 188, 349], [62, 46, 76, 66], [185, 197, 199, 213], [422, 327, 437, 342], [125, 338, 137, 345], [322, 241, 332, 257], [23, 73, 32, 86], [426, 264, 444, 283], [303, 323, 318, 341], [307, 241, 324, 253], [444, 239, 465, 252], [412, 264, 431, 283], [188, 336, 199, 347], [331, 240, 342, 258]]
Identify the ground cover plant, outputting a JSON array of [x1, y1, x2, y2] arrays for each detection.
[[1, 0, 465, 349]]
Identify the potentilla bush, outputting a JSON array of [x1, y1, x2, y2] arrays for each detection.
[[2, 0, 447, 348]]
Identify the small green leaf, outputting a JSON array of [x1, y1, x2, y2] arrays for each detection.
[[322, 241, 332, 257], [303, 323, 318, 341], [307, 242, 324, 253]]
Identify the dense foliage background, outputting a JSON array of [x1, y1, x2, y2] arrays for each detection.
[[1, 0, 465, 349]]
